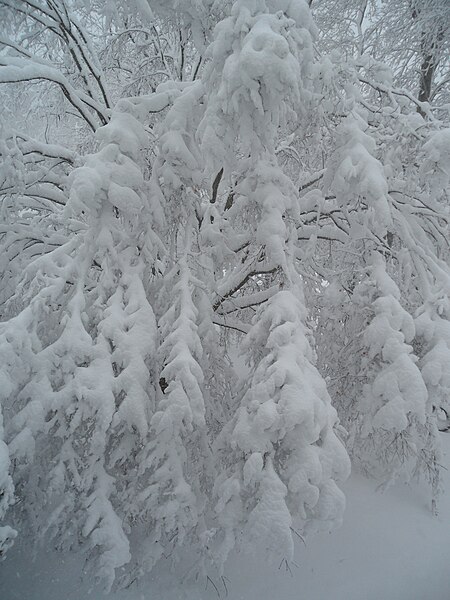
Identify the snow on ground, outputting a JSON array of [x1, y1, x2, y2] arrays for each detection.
[[2, 433, 450, 600]]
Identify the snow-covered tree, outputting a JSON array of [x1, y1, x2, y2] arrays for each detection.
[[196, 0, 350, 569], [0, 406, 16, 559], [0, 0, 449, 590], [350, 256, 430, 480]]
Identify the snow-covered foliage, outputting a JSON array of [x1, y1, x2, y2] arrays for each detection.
[[0, 0, 449, 590], [350, 256, 439, 489], [0, 408, 16, 559], [214, 289, 350, 568]]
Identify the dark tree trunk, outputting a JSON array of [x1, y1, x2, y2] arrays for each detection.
[[412, 1, 444, 116]]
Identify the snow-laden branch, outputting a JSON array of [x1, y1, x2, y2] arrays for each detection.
[[0, 56, 106, 130]]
